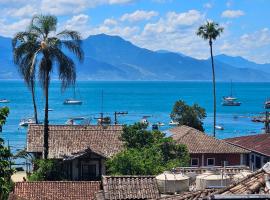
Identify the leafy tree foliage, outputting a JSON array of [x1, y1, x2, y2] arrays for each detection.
[[170, 100, 206, 131], [0, 107, 13, 200], [107, 123, 189, 175], [28, 159, 65, 181]]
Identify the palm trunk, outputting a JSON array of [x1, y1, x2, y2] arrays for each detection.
[[43, 70, 49, 159], [30, 78, 38, 124], [209, 39, 216, 137]]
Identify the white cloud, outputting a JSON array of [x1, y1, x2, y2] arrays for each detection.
[[0, 18, 31, 37], [103, 18, 118, 26], [204, 3, 212, 9], [219, 28, 270, 63], [221, 10, 245, 18], [120, 10, 158, 22]]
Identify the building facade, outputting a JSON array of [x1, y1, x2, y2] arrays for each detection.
[[169, 126, 249, 167]]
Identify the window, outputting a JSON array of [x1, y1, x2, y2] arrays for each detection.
[[207, 158, 215, 166], [191, 158, 199, 166]]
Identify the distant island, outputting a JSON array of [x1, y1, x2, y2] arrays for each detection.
[[1, 33, 270, 81]]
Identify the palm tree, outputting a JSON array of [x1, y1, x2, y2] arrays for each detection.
[[13, 15, 84, 159], [197, 21, 223, 137], [13, 32, 39, 124]]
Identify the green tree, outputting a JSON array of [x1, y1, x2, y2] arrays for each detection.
[[197, 21, 223, 137], [12, 15, 84, 159], [28, 159, 65, 181], [13, 32, 39, 123], [170, 100, 206, 131], [107, 124, 189, 175], [0, 107, 13, 200]]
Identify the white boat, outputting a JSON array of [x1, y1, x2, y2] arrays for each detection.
[[222, 81, 241, 106], [43, 108, 53, 111], [265, 100, 270, 109], [140, 118, 149, 125], [63, 99, 82, 105], [156, 122, 165, 126], [19, 118, 36, 127], [215, 125, 224, 130], [169, 120, 179, 126], [0, 99, 10, 103], [65, 117, 87, 125]]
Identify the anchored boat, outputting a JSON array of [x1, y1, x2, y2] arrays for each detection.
[[19, 117, 37, 127], [63, 99, 82, 105], [0, 99, 10, 103], [222, 81, 241, 106]]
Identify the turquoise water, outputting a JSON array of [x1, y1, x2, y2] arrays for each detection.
[[0, 80, 269, 154]]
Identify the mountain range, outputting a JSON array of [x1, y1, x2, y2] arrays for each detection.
[[1, 33, 270, 81]]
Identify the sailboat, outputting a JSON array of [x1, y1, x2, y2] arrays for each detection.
[[222, 80, 241, 106], [63, 86, 82, 105]]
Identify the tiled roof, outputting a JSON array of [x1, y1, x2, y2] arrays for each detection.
[[96, 176, 160, 200], [159, 189, 216, 200], [225, 133, 270, 156], [10, 181, 101, 200], [170, 126, 249, 154], [27, 125, 124, 159]]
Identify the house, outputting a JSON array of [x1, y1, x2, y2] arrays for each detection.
[[27, 124, 124, 181], [96, 175, 160, 200], [8, 181, 101, 200], [225, 134, 270, 170], [169, 126, 250, 167]]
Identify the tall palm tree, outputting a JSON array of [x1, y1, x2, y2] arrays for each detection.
[[197, 21, 223, 137], [13, 32, 39, 124], [13, 15, 84, 159]]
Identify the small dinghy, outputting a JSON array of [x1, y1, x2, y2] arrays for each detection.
[[215, 125, 224, 130], [63, 99, 82, 105]]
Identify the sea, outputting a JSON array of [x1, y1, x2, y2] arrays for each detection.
[[1, 80, 269, 161]]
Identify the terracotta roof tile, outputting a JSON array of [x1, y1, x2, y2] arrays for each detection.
[[97, 176, 160, 199], [11, 181, 101, 200], [170, 126, 249, 154], [27, 125, 124, 159], [225, 134, 270, 156]]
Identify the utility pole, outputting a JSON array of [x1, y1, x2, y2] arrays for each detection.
[[114, 111, 128, 125], [265, 111, 270, 133]]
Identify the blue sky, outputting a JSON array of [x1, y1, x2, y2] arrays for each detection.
[[0, 0, 269, 63]]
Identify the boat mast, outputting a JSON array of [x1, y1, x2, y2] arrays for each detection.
[[230, 79, 233, 97]]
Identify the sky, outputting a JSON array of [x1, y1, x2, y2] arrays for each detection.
[[0, 0, 269, 63]]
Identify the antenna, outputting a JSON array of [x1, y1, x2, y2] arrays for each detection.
[[114, 111, 128, 125]]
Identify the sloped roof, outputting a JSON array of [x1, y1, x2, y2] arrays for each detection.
[[159, 189, 216, 200], [170, 126, 249, 154], [225, 133, 270, 157], [96, 176, 160, 200], [10, 181, 101, 200], [27, 125, 124, 159]]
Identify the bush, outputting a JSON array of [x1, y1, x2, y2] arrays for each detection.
[[106, 124, 190, 175], [28, 159, 65, 181]]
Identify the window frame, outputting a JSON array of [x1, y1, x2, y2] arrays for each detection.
[[207, 158, 215, 166], [191, 158, 199, 167]]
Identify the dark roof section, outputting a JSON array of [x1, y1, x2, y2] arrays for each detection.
[[159, 189, 216, 200], [225, 133, 270, 157], [27, 125, 124, 159], [10, 181, 101, 200], [170, 126, 249, 154], [97, 175, 160, 200]]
